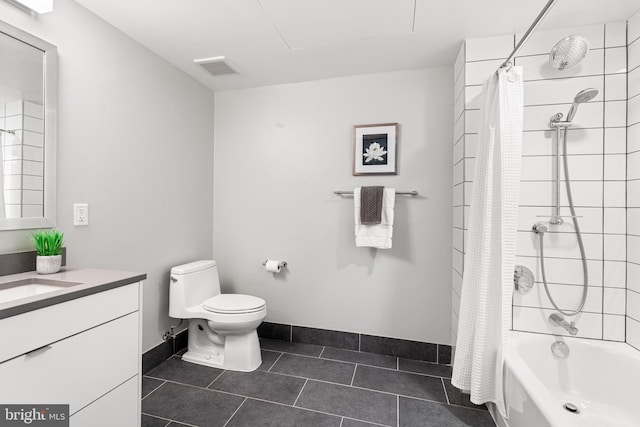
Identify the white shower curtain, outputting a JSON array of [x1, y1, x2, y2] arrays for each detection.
[[451, 66, 523, 416]]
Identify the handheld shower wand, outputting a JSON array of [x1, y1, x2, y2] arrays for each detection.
[[540, 87, 598, 317], [565, 88, 599, 122]]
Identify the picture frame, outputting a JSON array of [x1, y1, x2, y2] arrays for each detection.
[[353, 123, 398, 176]]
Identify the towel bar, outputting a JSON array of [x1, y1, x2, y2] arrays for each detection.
[[333, 190, 418, 196]]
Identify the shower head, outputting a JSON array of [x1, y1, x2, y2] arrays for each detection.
[[566, 88, 598, 122], [549, 35, 589, 71]]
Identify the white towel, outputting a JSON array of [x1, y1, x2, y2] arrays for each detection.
[[354, 187, 395, 249]]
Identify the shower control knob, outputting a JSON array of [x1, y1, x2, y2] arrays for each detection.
[[532, 223, 548, 235], [514, 265, 535, 294]]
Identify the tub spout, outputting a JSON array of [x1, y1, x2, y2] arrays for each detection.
[[549, 313, 578, 335]]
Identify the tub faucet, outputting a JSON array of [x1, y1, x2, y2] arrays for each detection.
[[549, 313, 578, 335]]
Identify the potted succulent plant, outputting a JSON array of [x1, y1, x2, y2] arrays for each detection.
[[31, 229, 64, 274]]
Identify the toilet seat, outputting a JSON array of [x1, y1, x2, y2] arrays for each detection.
[[203, 294, 266, 314]]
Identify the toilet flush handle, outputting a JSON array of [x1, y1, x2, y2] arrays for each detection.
[[170, 275, 178, 282]]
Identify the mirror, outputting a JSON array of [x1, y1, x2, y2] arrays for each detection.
[[0, 20, 57, 231]]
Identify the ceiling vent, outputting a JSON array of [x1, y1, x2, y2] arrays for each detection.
[[194, 56, 239, 76]]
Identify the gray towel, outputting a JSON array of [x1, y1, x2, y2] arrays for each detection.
[[360, 186, 384, 225]]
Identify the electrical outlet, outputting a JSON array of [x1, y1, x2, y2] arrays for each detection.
[[73, 203, 89, 226]]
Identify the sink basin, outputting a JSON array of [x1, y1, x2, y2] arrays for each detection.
[[0, 278, 81, 304]]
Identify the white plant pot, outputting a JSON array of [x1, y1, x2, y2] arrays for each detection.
[[36, 255, 62, 275]]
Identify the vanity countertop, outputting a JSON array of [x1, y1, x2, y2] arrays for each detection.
[[0, 268, 146, 320]]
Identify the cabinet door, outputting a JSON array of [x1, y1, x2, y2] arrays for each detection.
[[0, 283, 139, 363], [0, 312, 139, 414], [71, 376, 139, 427]]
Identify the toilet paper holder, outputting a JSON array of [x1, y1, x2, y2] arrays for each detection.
[[262, 260, 287, 268]]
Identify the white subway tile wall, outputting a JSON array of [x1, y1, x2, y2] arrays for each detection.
[[1, 101, 44, 218], [452, 41, 465, 347], [605, 22, 628, 48], [629, 8, 640, 351], [454, 21, 637, 345]]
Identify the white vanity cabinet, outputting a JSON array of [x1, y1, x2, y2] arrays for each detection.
[[0, 280, 142, 427]]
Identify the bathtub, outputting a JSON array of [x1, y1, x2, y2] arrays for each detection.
[[490, 331, 640, 427]]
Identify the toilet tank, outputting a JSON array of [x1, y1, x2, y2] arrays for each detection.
[[169, 260, 222, 318]]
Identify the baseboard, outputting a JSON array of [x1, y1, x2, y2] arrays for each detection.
[[258, 321, 452, 365], [142, 322, 452, 373], [142, 329, 188, 374]]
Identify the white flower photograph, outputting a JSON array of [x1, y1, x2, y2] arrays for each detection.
[[353, 123, 398, 175], [363, 138, 388, 165]]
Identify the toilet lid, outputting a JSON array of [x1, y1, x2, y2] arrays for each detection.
[[203, 294, 266, 314]]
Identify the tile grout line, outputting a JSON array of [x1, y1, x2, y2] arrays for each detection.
[[402, 394, 489, 413], [149, 351, 450, 390], [265, 342, 444, 372], [350, 364, 358, 386], [205, 370, 226, 388], [268, 352, 285, 372], [149, 378, 300, 408], [447, 402, 488, 412], [222, 397, 247, 427], [254, 394, 392, 426], [320, 355, 405, 373], [339, 417, 344, 427], [396, 395, 400, 427], [263, 352, 283, 371], [141, 380, 167, 400], [319, 346, 325, 357], [292, 379, 309, 407], [141, 413, 197, 427], [343, 418, 390, 427], [351, 359, 447, 379], [144, 375, 477, 420], [441, 378, 451, 405]]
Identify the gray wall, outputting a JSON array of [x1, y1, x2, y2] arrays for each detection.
[[213, 68, 453, 344], [0, 0, 214, 352]]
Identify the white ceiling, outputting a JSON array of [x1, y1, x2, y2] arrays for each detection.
[[75, 0, 640, 92]]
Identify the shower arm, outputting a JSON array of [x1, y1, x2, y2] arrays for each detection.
[[498, 0, 557, 70]]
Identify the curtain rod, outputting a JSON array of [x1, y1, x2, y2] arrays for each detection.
[[333, 190, 418, 196], [498, 0, 557, 71]]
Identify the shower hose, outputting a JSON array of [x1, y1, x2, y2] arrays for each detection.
[[538, 127, 588, 316]]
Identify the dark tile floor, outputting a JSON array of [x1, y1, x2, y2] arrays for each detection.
[[142, 338, 496, 427]]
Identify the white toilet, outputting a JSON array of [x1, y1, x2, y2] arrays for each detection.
[[169, 260, 266, 372]]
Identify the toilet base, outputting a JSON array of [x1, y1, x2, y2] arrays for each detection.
[[181, 319, 262, 372]]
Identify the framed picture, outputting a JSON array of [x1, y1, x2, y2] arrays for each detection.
[[353, 123, 398, 175]]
